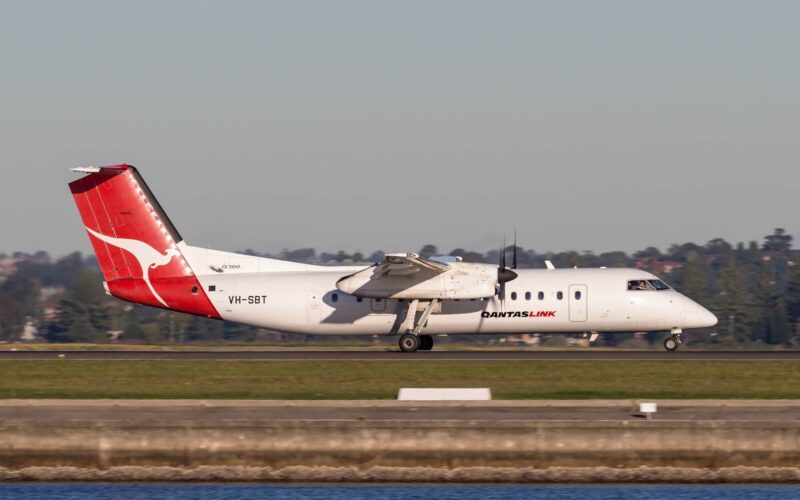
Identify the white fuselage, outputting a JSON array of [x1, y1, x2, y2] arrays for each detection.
[[181, 246, 718, 336]]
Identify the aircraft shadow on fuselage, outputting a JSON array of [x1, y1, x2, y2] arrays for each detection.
[[319, 291, 487, 331]]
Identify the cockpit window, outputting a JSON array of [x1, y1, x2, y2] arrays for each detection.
[[627, 280, 650, 291], [648, 279, 671, 291], [627, 279, 672, 291]]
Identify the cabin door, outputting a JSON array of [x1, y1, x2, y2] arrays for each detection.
[[568, 284, 588, 322]]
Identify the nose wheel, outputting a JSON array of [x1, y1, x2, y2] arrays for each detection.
[[664, 334, 683, 352]]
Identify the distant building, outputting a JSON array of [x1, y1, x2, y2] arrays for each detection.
[[39, 286, 65, 304], [0, 253, 50, 277], [20, 318, 38, 342], [0, 257, 21, 276]]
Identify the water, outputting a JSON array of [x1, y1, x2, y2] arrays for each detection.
[[0, 484, 798, 500]]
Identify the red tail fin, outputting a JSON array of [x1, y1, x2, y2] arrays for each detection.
[[69, 165, 220, 318]]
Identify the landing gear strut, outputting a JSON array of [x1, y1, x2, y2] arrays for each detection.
[[397, 299, 439, 352], [663, 330, 683, 352]]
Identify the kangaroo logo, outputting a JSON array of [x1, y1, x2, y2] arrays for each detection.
[[85, 227, 180, 307]]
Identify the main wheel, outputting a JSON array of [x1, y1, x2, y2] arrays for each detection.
[[663, 336, 680, 352], [399, 333, 421, 352], [419, 334, 434, 351]]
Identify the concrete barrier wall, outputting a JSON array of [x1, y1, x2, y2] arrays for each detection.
[[2, 420, 799, 469]]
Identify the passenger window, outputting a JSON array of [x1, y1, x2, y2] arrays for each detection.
[[511, 292, 517, 300], [538, 291, 544, 300], [575, 291, 581, 300], [356, 296, 363, 303], [331, 293, 338, 303], [557, 291, 563, 300], [525, 291, 531, 300]]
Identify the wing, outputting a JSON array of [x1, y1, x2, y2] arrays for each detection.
[[376, 253, 450, 277], [336, 253, 451, 298]]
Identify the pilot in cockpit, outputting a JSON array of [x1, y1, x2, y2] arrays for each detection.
[[627, 280, 649, 291]]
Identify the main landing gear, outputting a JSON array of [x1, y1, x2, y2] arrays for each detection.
[[419, 334, 434, 351], [399, 333, 420, 352], [663, 329, 683, 352], [397, 298, 438, 352], [399, 333, 434, 352]]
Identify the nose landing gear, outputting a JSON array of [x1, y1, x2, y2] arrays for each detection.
[[663, 330, 683, 352]]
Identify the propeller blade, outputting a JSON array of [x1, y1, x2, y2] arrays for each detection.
[[498, 235, 517, 285], [512, 228, 518, 269]]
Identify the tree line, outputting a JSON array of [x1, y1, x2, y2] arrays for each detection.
[[0, 228, 798, 346]]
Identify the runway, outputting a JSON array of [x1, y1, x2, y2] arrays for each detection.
[[1, 399, 798, 421], [0, 349, 798, 361]]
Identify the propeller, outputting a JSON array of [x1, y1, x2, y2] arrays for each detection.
[[497, 236, 518, 294], [512, 228, 518, 270]]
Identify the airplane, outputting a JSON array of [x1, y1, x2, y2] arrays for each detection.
[[68, 164, 718, 352]]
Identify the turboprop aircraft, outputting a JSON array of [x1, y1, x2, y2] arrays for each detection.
[[68, 164, 717, 352]]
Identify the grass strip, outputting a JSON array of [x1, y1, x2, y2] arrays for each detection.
[[1, 360, 799, 399]]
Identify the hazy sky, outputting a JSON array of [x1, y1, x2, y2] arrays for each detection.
[[1, 1, 797, 257]]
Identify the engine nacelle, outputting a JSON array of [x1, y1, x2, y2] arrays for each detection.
[[336, 262, 498, 300]]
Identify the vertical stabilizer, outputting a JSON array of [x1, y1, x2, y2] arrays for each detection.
[[68, 164, 220, 318]]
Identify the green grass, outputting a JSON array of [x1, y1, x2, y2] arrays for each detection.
[[2, 360, 800, 399]]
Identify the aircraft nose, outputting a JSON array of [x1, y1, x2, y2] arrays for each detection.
[[689, 303, 718, 328], [679, 294, 717, 329], [698, 306, 718, 327]]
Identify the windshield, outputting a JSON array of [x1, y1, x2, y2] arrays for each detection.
[[628, 279, 672, 291], [648, 279, 671, 291]]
